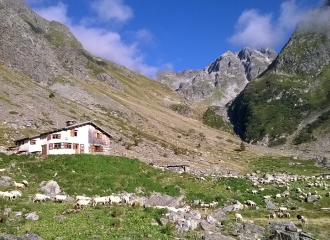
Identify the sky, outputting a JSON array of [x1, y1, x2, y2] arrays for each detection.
[[24, 0, 324, 78]]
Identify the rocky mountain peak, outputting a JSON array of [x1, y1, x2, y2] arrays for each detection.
[[157, 47, 276, 106]]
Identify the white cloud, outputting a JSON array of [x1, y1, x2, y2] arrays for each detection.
[[91, 0, 133, 23], [135, 29, 155, 44], [31, 1, 162, 78], [229, 0, 321, 49]]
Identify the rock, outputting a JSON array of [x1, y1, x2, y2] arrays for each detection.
[[0, 176, 12, 186], [263, 174, 274, 181], [21, 232, 43, 240], [190, 220, 199, 231], [3, 208, 11, 216], [91, 235, 100, 239], [233, 223, 266, 240], [143, 192, 181, 208], [206, 215, 216, 224], [12, 211, 22, 217], [201, 233, 235, 240], [62, 209, 76, 215], [65, 196, 75, 203], [266, 200, 277, 210], [267, 222, 315, 240], [200, 220, 219, 232], [55, 215, 67, 221], [190, 212, 202, 220], [25, 212, 39, 221], [97, 73, 124, 91], [39, 180, 61, 197], [219, 200, 243, 213], [306, 195, 319, 203], [176, 219, 190, 232], [211, 210, 228, 222], [159, 218, 168, 226], [0, 235, 20, 240]]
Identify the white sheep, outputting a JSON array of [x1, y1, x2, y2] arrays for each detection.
[[279, 207, 287, 212], [10, 190, 22, 198], [0, 191, 6, 198], [93, 196, 109, 206], [251, 190, 258, 194], [13, 181, 25, 189], [263, 195, 271, 200], [76, 196, 91, 202], [275, 193, 281, 199], [283, 212, 290, 218], [75, 199, 91, 209], [22, 180, 29, 187], [33, 193, 51, 202], [301, 217, 308, 227], [277, 212, 284, 218], [54, 195, 67, 203], [0, 168, 6, 173], [3, 192, 15, 201], [109, 195, 121, 204], [235, 213, 243, 222], [121, 194, 130, 204], [246, 200, 256, 209]]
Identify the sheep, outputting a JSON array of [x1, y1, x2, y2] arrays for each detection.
[[251, 190, 258, 194], [0, 191, 6, 198], [121, 194, 130, 204], [283, 212, 290, 218], [209, 201, 218, 208], [10, 190, 22, 198], [301, 217, 308, 227], [263, 195, 271, 200], [13, 181, 25, 189], [235, 213, 243, 222], [277, 212, 284, 218], [275, 193, 281, 199], [109, 195, 121, 204], [92, 196, 109, 206], [246, 200, 256, 209], [279, 207, 287, 212], [22, 180, 29, 187], [76, 196, 91, 202], [75, 199, 91, 209], [270, 213, 277, 219], [0, 168, 6, 173], [297, 215, 303, 220], [3, 192, 15, 201], [54, 195, 67, 203], [33, 193, 51, 202]]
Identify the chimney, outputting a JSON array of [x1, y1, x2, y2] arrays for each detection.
[[65, 120, 76, 127]]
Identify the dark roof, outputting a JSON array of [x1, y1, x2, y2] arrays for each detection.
[[15, 121, 113, 143]]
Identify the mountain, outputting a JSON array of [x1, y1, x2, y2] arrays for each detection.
[[228, 5, 330, 155], [0, 0, 281, 174], [157, 48, 277, 106]]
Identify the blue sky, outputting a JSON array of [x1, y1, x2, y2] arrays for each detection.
[[24, 0, 324, 77]]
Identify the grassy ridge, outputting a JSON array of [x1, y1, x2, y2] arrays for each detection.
[[0, 154, 330, 239]]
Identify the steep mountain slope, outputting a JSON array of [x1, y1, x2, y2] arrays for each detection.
[[0, 0, 293, 174], [157, 48, 276, 106], [229, 5, 330, 155]]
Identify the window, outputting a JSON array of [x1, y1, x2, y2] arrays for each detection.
[[95, 132, 102, 139], [30, 139, 36, 145], [91, 145, 103, 152], [70, 129, 78, 137], [47, 135, 51, 140], [64, 143, 72, 149], [54, 143, 61, 149], [49, 143, 53, 150], [52, 134, 61, 139]]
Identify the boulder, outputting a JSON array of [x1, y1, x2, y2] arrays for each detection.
[[0, 235, 20, 240], [219, 200, 243, 213], [25, 212, 39, 221], [39, 180, 61, 197], [97, 73, 124, 91], [265, 200, 277, 210], [263, 174, 274, 181], [201, 233, 235, 240], [0, 176, 12, 186], [233, 223, 266, 240], [306, 195, 319, 203], [21, 233, 43, 240], [143, 192, 181, 208], [267, 222, 315, 240], [200, 220, 219, 232], [211, 210, 228, 222]]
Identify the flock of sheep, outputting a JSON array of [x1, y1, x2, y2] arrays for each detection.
[[0, 180, 28, 200]]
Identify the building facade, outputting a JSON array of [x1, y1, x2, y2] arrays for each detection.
[[15, 121, 112, 155]]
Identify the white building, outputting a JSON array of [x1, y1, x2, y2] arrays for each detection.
[[15, 121, 112, 155]]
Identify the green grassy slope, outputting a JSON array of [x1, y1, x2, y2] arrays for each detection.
[[0, 153, 329, 239]]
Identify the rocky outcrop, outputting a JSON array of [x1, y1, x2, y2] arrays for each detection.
[[0, 0, 94, 83], [97, 73, 124, 91], [156, 48, 276, 106], [267, 222, 315, 240]]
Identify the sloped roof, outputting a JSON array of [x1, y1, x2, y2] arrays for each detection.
[[15, 121, 113, 143]]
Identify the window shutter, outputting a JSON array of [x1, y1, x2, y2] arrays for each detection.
[[49, 143, 53, 150], [64, 143, 67, 149], [70, 129, 74, 136], [47, 135, 51, 140], [91, 145, 95, 152], [58, 134, 61, 139]]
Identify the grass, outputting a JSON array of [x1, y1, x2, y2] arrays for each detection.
[[0, 153, 330, 239]]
